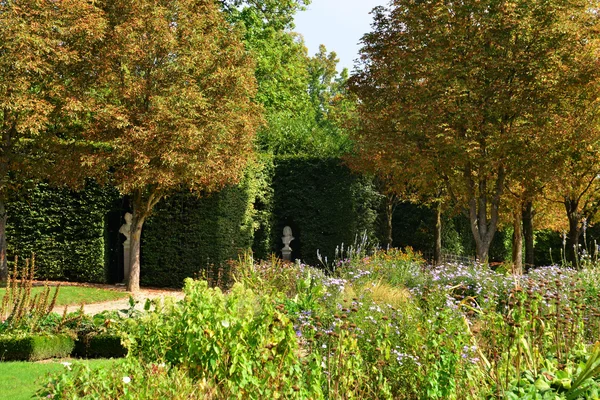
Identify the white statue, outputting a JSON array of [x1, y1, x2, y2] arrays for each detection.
[[119, 212, 132, 244], [282, 226, 294, 261], [119, 213, 132, 282]]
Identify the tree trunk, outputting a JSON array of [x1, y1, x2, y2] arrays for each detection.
[[465, 165, 505, 264], [434, 201, 442, 265], [474, 241, 490, 264], [0, 200, 7, 282], [512, 206, 523, 275], [565, 198, 581, 268], [127, 192, 146, 293], [522, 201, 534, 269], [385, 194, 394, 249]]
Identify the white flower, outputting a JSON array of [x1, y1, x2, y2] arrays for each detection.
[[61, 362, 72, 371], [122, 376, 131, 384]]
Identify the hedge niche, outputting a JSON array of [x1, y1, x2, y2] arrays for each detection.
[[73, 333, 127, 359], [140, 161, 270, 288], [271, 156, 381, 267], [6, 182, 119, 282]]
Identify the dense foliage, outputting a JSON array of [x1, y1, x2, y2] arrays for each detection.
[[0, 0, 106, 280], [34, 249, 600, 399], [272, 156, 381, 266], [7, 182, 118, 282], [140, 162, 270, 288], [79, 0, 263, 292], [349, 0, 600, 264]]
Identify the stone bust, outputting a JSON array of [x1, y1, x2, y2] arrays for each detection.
[[119, 212, 132, 244], [282, 226, 294, 251]]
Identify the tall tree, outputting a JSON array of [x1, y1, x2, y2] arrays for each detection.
[[548, 109, 600, 266], [307, 44, 340, 123], [0, 0, 105, 281], [222, 1, 352, 156], [222, 0, 312, 116], [84, 0, 262, 292], [350, 0, 600, 262]]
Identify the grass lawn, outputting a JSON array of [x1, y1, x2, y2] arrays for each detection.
[[0, 358, 118, 400], [0, 286, 128, 307]]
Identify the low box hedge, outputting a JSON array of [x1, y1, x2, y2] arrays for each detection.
[[73, 333, 127, 359], [0, 334, 75, 361]]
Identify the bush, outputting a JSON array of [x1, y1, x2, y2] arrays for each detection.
[[126, 279, 315, 398], [39, 358, 215, 399], [0, 333, 75, 361]]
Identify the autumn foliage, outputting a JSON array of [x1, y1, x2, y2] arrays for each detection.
[[0, 0, 106, 280], [82, 0, 262, 291], [350, 0, 600, 263], [1, 0, 262, 291]]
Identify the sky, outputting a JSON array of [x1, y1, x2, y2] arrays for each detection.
[[292, 0, 387, 73]]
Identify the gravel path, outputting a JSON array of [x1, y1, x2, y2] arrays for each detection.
[[52, 285, 185, 315]]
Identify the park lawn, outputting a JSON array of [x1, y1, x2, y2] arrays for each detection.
[[0, 286, 128, 307], [0, 358, 118, 400]]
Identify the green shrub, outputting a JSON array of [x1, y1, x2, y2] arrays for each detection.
[[126, 279, 315, 399], [38, 359, 215, 399], [0, 334, 75, 361], [35, 257, 600, 399]]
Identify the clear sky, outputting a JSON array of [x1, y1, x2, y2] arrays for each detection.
[[292, 0, 387, 73]]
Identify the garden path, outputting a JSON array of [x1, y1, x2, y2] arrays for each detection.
[[48, 283, 185, 315]]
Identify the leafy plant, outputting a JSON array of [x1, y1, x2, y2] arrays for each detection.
[[0, 256, 81, 334]]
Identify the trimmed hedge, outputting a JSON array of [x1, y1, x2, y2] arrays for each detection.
[[271, 156, 381, 267], [7, 182, 119, 282], [0, 334, 75, 361], [73, 333, 127, 359], [140, 161, 270, 288]]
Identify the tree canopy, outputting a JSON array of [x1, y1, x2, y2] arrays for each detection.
[[350, 0, 600, 262], [0, 0, 106, 280], [80, 0, 262, 291]]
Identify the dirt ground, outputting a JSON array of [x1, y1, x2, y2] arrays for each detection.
[[42, 282, 185, 315]]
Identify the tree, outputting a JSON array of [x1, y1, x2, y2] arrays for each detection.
[[308, 44, 340, 123], [0, 0, 105, 280], [350, 0, 600, 262], [345, 118, 447, 263], [547, 108, 600, 266], [503, 120, 560, 272], [222, 0, 352, 157], [222, 0, 312, 117], [84, 0, 262, 292]]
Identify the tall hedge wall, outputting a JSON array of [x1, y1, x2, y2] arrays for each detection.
[[271, 156, 381, 267], [6, 182, 119, 282], [139, 161, 270, 288]]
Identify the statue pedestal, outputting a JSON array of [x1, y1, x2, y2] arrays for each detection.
[[123, 240, 130, 283], [281, 226, 294, 261]]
